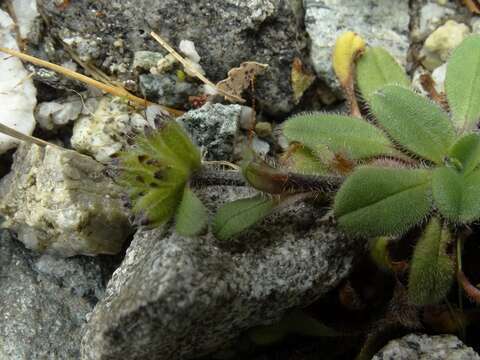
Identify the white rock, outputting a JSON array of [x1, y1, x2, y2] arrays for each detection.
[[179, 39, 201, 63], [71, 96, 151, 163], [11, 0, 39, 39], [431, 63, 447, 93], [36, 98, 83, 131], [0, 10, 36, 154], [421, 20, 470, 71], [179, 39, 205, 76]]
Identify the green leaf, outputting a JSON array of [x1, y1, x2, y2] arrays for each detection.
[[445, 35, 480, 131], [248, 309, 339, 346], [212, 195, 277, 240], [408, 217, 454, 305], [283, 113, 399, 160], [242, 154, 289, 194], [175, 186, 208, 236], [432, 166, 480, 223], [117, 120, 203, 227], [448, 133, 480, 174], [284, 146, 329, 175], [136, 121, 201, 173], [334, 167, 432, 237], [370, 85, 455, 164], [285, 309, 340, 337], [356, 47, 410, 104], [133, 185, 183, 227], [369, 237, 393, 273]]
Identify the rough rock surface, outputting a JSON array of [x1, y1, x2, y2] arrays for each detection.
[[178, 103, 246, 161], [139, 73, 199, 108], [0, 230, 109, 359], [410, 0, 464, 42], [372, 334, 480, 360], [0, 143, 131, 257], [420, 20, 470, 71], [36, 0, 308, 115], [304, 0, 410, 93], [81, 186, 358, 360], [0, 9, 37, 154], [71, 96, 157, 163]]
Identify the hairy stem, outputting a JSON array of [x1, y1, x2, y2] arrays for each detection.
[[191, 166, 344, 193]]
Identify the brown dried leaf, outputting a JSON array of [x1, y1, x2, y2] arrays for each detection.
[[419, 73, 449, 111], [291, 57, 315, 103], [216, 61, 268, 100], [463, 0, 480, 14]]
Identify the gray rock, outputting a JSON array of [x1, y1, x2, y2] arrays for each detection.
[[372, 334, 480, 360], [304, 0, 410, 94], [81, 186, 357, 360], [36, 0, 308, 115], [132, 51, 165, 71], [139, 74, 199, 108], [177, 103, 245, 161], [0, 143, 131, 257], [411, 1, 458, 42], [0, 229, 109, 359]]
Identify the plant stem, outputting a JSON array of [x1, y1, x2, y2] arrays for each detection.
[[191, 166, 344, 193]]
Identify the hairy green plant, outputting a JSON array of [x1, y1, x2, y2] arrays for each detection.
[[117, 120, 208, 235], [117, 33, 480, 307], [280, 34, 480, 305]]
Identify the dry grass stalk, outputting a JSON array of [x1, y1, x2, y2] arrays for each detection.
[[150, 31, 245, 103]]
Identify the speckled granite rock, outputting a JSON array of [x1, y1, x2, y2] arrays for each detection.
[[0, 143, 131, 257], [81, 186, 358, 360], [0, 229, 109, 359], [177, 103, 247, 161], [372, 334, 480, 360], [35, 0, 308, 115], [304, 0, 410, 94], [138, 73, 199, 108]]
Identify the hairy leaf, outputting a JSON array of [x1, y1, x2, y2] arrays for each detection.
[[448, 133, 480, 174], [408, 217, 454, 305], [133, 185, 183, 227], [370, 85, 455, 164], [242, 154, 289, 194], [356, 47, 410, 103], [283, 113, 399, 160], [282, 145, 329, 175], [432, 166, 480, 222], [212, 195, 277, 240], [334, 167, 432, 237], [175, 186, 208, 236], [445, 35, 480, 131], [118, 120, 202, 227]]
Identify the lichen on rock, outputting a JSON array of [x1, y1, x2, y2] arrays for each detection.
[[0, 143, 131, 257]]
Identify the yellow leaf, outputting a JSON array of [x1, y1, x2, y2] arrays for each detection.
[[332, 32, 366, 86], [291, 57, 316, 103]]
